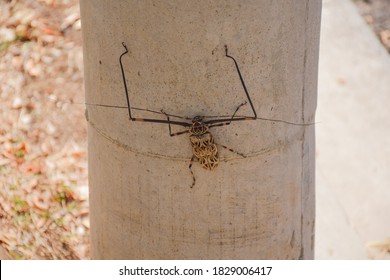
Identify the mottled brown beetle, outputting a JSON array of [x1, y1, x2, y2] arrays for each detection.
[[162, 111, 247, 187], [85, 43, 310, 188]]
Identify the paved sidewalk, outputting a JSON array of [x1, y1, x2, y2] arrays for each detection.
[[315, 0, 390, 259]]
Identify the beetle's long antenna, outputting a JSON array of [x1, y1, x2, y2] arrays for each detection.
[[225, 45, 257, 119], [119, 42, 132, 119]]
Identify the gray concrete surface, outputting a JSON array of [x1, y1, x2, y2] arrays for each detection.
[[82, 0, 319, 260], [316, 0, 390, 259]]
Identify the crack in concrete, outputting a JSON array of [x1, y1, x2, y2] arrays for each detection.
[[88, 119, 303, 162]]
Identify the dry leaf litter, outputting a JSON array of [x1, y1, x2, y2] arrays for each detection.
[[0, 0, 88, 259]]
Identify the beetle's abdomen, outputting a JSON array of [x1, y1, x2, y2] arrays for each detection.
[[190, 132, 218, 170]]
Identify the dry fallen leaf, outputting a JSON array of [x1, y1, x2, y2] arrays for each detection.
[[380, 29, 390, 48]]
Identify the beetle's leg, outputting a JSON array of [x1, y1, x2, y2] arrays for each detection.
[[189, 155, 196, 188], [161, 109, 189, 136], [209, 101, 247, 129], [217, 143, 246, 158]]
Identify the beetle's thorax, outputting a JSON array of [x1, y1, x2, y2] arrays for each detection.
[[189, 116, 209, 136]]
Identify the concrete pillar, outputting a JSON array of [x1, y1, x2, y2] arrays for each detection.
[[80, 0, 321, 259]]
